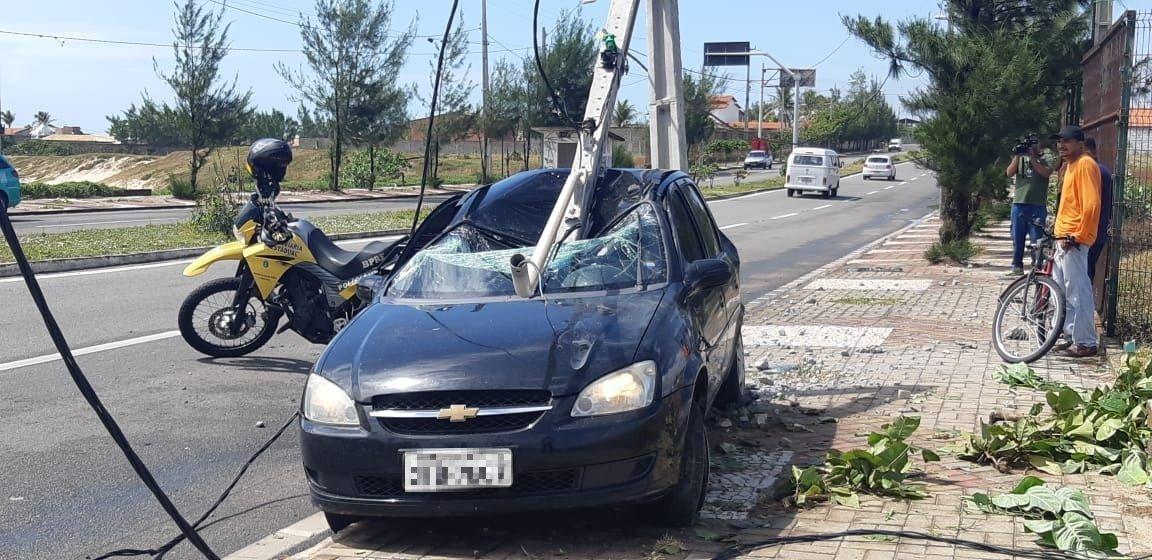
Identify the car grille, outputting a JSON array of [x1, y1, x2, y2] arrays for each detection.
[[352, 468, 580, 498], [371, 390, 552, 435], [372, 390, 551, 411], [377, 411, 544, 435]]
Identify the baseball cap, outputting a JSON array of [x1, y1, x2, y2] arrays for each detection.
[[1050, 125, 1085, 141]]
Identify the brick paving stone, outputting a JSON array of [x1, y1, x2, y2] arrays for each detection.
[[294, 218, 1148, 560]]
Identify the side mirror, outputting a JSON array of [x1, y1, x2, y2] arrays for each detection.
[[356, 274, 387, 303], [682, 258, 732, 297]]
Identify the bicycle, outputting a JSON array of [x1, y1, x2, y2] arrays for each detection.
[[992, 217, 1067, 363]]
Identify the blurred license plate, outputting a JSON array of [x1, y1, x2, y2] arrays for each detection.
[[800, 176, 813, 184], [403, 448, 512, 492]]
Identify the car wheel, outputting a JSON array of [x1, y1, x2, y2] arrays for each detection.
[[650, 399, 708, 527], [822, 190, 831, 199], [324, 512, 360, 533], [889, 175, 895, 181], [715, 335, 745, 409], [786, 189, 794, 197], [831, 188, 839, 198]]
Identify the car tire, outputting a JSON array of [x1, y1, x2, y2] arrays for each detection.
[[324, 512, 360, 533], [715, 334, 745, 409], [822, 190, 831, 199], [786, 189, 794, 197], [650, 398, 708, 527], [889, 175, 895, 181], [831, 188, 839, 198]]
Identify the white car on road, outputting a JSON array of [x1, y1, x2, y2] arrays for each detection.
[[743, 150, 772, 169], [862, 155, 896, 181]]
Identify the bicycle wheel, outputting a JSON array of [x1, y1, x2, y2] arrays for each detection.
[[993, 275, 1066, 363]]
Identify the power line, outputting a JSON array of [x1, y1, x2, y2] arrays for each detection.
[[811, 36, 851, 69], [0, 28, 524, 57]]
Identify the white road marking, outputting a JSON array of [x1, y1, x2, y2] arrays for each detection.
[[813, 204, 832, 210], [899, 182, 908, 185], [910, 177, 918, 181], [0, 236, 403, 283], [867, 190, 879, 195], [0, 331, 181, 373], [720, 222, 747, 230], [771, 212, 798, 220], [36, 219, 170, 229], [884, 185, 895, 190]]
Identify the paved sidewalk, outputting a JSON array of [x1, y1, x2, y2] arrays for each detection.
[[7, 184, 476, 214], [283, 214, 1152, 560]]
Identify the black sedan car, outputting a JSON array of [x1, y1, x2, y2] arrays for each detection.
[[300, 168, 744, 531]]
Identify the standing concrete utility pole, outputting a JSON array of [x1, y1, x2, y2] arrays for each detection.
[[647, 0, 687, 172], [1094, 0, 1113, 45], [480, 0, 491, 183]]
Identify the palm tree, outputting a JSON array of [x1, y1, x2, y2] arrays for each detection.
[[613, 100, 636, 126], [34, 111, 54, 126], [1, 110, 13, 128]]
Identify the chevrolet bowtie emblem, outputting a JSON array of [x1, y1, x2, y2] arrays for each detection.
[[437, 404, 479, 422]]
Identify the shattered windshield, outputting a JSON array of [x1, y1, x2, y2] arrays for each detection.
[[388, 204, 667, 299]]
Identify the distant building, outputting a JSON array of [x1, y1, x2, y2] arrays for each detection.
[[708, 95, 744, 124], [2, 126, 32, 140]]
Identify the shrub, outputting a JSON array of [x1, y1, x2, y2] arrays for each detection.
[[168, 175, 197, 200], [612, 145, 635, 168], [21, 181, 122, 199], [6, 140, 72, 156], [925, 239, 981, 264], [190, 187, 240, 236]]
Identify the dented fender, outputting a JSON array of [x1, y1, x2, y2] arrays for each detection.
[[183, 241, 247, 277]]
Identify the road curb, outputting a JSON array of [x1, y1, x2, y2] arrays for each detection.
[[0, 229, 408, 278], [8, 188, 474, 216], [223, 512, 330, 560]]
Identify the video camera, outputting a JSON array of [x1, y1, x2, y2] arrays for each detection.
[[1014, 133, 1039, 156]]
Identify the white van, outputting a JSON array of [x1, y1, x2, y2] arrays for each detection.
[[785, 148, 841, 198]]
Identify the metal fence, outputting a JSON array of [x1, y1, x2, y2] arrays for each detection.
[[1105, 11, 1152, 339]]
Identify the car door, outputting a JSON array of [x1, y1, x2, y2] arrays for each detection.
[[669, 183, 733, 397]]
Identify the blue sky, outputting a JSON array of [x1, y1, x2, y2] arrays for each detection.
[[0, 0, 1094, 134]]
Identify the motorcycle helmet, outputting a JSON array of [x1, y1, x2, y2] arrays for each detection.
[[246, 138, 293, 183]]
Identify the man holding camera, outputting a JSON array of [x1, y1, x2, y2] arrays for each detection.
[[1050, 125, 1102, 358], [1005, 134, 1052, 275]]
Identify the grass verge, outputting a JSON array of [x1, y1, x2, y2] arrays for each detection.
[[924, 239, 982, 265], [0, 209, 425, 264]]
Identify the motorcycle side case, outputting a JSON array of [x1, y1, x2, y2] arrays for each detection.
[[183, 241, 248, 277]]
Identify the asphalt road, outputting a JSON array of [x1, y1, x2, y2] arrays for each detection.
[[0, 161, 938, 560], [6, 196, 451, 235]]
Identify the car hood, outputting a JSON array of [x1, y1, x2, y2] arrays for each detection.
[[317, 290, 667, 400]]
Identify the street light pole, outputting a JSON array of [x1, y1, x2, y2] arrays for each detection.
[[712, 50, 801, 150], [757, 64, 765, 140]]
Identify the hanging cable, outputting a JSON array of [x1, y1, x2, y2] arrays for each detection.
[[533, 0, 579, 128], [0, 205, 219, 560], [409, 0, 461, 236]]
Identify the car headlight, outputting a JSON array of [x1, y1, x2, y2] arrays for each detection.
[[232, 225, 245, 243], [572, 361, 657, 417], [303, 374, 360, 426]]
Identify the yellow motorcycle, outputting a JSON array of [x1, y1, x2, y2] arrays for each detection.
[[177, 139, 406, 358]]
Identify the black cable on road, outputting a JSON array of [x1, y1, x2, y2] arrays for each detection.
[[409, 0, 462, 237], [0, 205, 219, 560], [92, 412, 301, 559]]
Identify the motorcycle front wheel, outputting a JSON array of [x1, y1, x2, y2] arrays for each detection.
[[178, 277, 280, 358]]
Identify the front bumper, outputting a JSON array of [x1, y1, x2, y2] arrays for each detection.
[[301, 386, 692, 518]]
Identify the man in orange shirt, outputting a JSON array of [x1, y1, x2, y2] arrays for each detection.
[[1049, 125, 1102, 357]]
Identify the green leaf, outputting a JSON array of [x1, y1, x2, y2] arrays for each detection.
[[841, 450, 883, 467], [1029, 455, 1065, 476], [1097, 391, 1131, 414], [884, 416, 921, 440], [832, 492, 861, 508], [1047, 387, 1084, 413], [921, 449, 941, 462], [1052, 511, 1104, 552], [1023, 485, 1064, 515], [992, 492, 1032, 510], [1029, 402, 1046, 416], [1055, 487, 1093, 517], [1094, 419, 1124, 441], [1117, 451, 1150, 486], [1067, 420, 1096, 439], [1100, 532, 1119, 551], [1011, 475, 1047, 495], [1023, 519, 1056, 534]]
